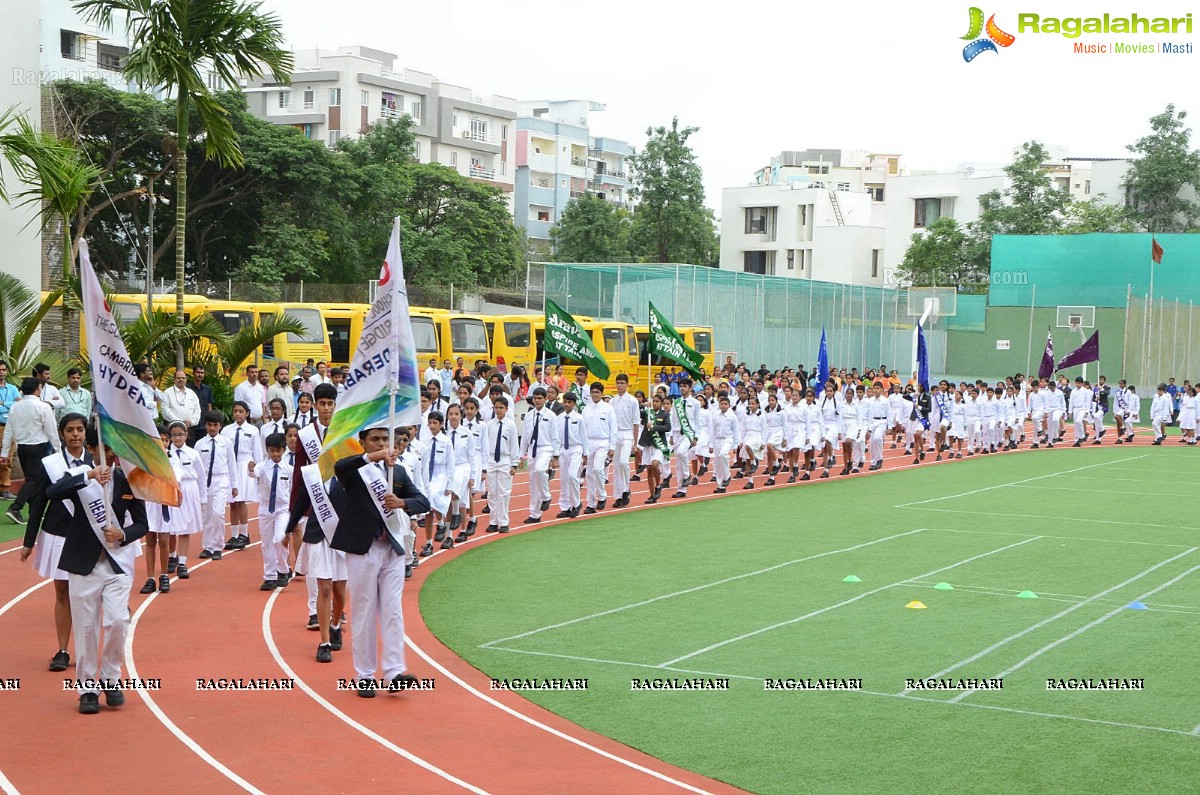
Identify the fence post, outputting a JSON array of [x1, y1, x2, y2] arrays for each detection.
[[1025, 283, 1036, 377], [1121, 284, 1131, 378]]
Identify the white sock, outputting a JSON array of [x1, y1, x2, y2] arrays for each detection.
[[178, 556, 188, 565]]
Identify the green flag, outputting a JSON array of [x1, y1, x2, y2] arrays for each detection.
[[544, 298, 611, 380], [648, 302, 704, 378]]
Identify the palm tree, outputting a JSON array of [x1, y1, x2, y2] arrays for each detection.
[[74, 0, 292, 369], [0, 272, 70, 379]]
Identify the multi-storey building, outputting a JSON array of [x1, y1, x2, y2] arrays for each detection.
[[243, 46, 516, 199]]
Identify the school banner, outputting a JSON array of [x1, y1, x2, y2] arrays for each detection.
[[79, 240, 181, 506], [1056, 330, 1100, 371], [543, 299, 610, 380], [1037, 328, 1055, 381], [319, 217, 422, 479], [648, 302, 704, 378]]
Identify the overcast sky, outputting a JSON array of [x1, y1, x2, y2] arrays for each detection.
[[259, 0, 1199, 214]]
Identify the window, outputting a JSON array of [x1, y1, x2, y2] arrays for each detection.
[[745, 207, 770, 234], [410, 315, 438, 354], [328, 88, 342, 106], [450, 319, 489, 353], [787, 250, 795, 270], [285, 308, 325, 343], [504, 322, 531, 348], [303, 89, 314, 109], [414, 141, 421, 160], [1085, 179, 1091, 195], [868, 186, 884, 202], [410, 100, 421, 121], [207, 72, 221, 90], [214, 311, 254, 335], [470, 118, 488, 141], [743, 251, 768, 275], [501, 125, 508, 140], [799, 250, 807, 271], [328, 130, 342, 146], [450, 151, 457, 166], [602, 327, 625, 353], [692, 332, 712, 354], [536, 210, 550, 222], [60, 30, 82, 60], [360, 90, 369, 106], [97, 44, 126, 71], [278, 90, 290, 109], [872, 249, 880, 278], [914, 197, 942, 228], [452, 112, 459, 127]]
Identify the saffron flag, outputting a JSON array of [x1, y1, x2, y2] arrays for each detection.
[[318, 217, 421, 479], [1056, 330, 1100, 372], [79, 240, 180, 506], [1151, 237, 1164, 265], [1037, 328, 1055, 381], [916, 323, 930, 392], [816, 327, 829, 390], [647, 302, 704, 378], [543, 299, 610, 380]]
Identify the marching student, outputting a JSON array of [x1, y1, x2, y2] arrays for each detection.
[[443, 404, 475, 543], [839, 386, 865, 474], [392, 428, 423, 581], [762, 393, 786, 484], [1028, 380, 1046, 447], [163, 421, 204, 582], [262, 398, 289, 438], [48, 424, 147, 714], [817, 383, 842, 477], [1094, 376, 1111, 440], [195, 411, 236, 560], [909, 383, 932, 464], [482, 396, 520, 532], [19, 412, 92, 673], [521, 388, 560, 524], [418, 411, 458, 555], [1069, 377, 1091, 446], [140, 425, 174, 595], [1112, 379, 1132, 443], [783, 390, 806, 481], [887, 383, 906, 450], [222, 402, 263, 550], [930, 384, 951, 461], [453, 397, 484, 543], [331, 425, 430, 696], [1046, 380, 1066, 447], [668, 379, 702, 498], [978, 385, 998, 454], [638, 392, 672, 502], [797, 388, 824, 480], [709, 393, 741, 493], [948, 390, 968, 459], [249, 433, 292, 591], [964, 387, 983, 454], [739, 396, 766, 489], [609, 374, 640, 508], [1, 377, 60, 528], [581, 383, 617, 513], [1002, 385, 1021, 450], [693, 394, 714, 481], [1124, 385, 1140, 442], [1181, 385, 1198, 445], [555, 392, 585, 518], [1151, 384, 1173, 445]]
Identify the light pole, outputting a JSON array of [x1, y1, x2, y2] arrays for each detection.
[[140, 173, 168, 316]]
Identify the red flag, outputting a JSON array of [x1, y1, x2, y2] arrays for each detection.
[[1151, 237, 1163, 264]]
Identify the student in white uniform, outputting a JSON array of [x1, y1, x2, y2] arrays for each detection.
[[418, 411, 458, 555], [797, 389, 824, 480], [783, 391, 807, 481], [452, 397, 485, 542], [261, 398, 289, 439], [816, 383, 842, 478], [521, 388, 560, 524], [582, 383, 617, 512], [1045, 381, 1065, 447], [443, 404, 475, 545], [221, 401, 263, 550], [762, 393, 787, 484], [1069, 377, 1092, 446], [195, 411, 236, 560], [948, 390, 967, 459], [693, 394, 714, 478], [864, 382, 891, 471], [930, 384, 950, 461], [1151, 384, 1173, 444], [250, 432, 292, 591], [739, 396, 766, 490], [709, 393, 741, 493], [668, 379, 702, 498], [161, 421, 204, 583], [963, 387, 983, 454], [1181, 386, 1199, 445], [291, 392, 317, 429], [887, 385, 906, 450], [839, 386, 865, 474], [1124, 385, 1139, 442], [555, 392, 585, 518], [609, 374, 640, 508], [482, 396, 520, 532]]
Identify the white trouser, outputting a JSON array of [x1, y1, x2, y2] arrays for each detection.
[[585, 441, 610, 507], [345, 538, 407, 680], [713, 438, 734, 484], [671, 435, 693, 492], [203, 475, 229, 552], [868, 422, 886, 464], [69, 563, 132, 695], [1031, 411, 1045, 436], [259, 511, 288, 579], [528, 449, 553, 518], [486, 466, 513, 526], [1094, 409, 1107, 435], [558, 448, 583, 509], [612, 435, 634, 498], [1073, 413, 1089, 442], [1048, 410, 1063, 440], [1152, 416, 1167, 439]]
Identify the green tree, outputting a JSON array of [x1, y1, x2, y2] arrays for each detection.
[[75, 0, 292, 366], [1061, 197, 1136, 234], [550, 195, 631, 262], [628, 118, 718, 265], [895, 217, 990, 293], [1124, 104, 1200, 233]]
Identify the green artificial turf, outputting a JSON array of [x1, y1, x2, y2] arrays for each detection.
[[0, 499, 22, 544], [422, 447, 1200, 794]]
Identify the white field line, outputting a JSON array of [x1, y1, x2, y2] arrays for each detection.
[[928, 526, 1194, 549], [951, 563, 1200, 703], [481, 645, 762, 683], [904, 546, 1198, 695], [477, 528, 927, 649], [1012, 484, 1190, 498], [657, 536, 1042, 668], [904, 508, 1198, 534], [900, 581, 1200, 615]]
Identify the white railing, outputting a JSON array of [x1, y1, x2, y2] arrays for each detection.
[[463, 129, 498, 144], [469, 165, 496, 180]]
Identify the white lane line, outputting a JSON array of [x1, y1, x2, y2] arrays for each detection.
[[260, 591, 490, 794], [0, 767, 18, 795], [478, 529, 928, 649], [125, 547, 267, 795], [1013, 484, 1191, 498], [0, 546, 25, 557], [906, 546, 1199, 694], [929, 526, 1194, 548], [892, 455, 1148, 508], [897, 582, 1200, 615], [405, 637, 718, 795], [658, 536, 1042, 668], [951, 563, 1200, 703], [903, 507, 1197, 534], [482, 645, 762, 683], [0, 580, 50, 619]]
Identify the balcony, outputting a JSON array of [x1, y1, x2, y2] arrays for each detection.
[[570, 157, 587, 168], [380, 106, 417, 122], [463, 129, 499, 145], [569, 190, 585, 199], [593, 169, 627, 181], [469, 164, 497, 180]]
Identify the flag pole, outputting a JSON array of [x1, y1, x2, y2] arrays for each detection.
[[1145, 254, 1155, 387]]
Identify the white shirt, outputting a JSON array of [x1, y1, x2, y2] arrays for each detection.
[[482, 417, 520, 469], [255, 457, 292, 514], [195, 434, 236, 482], [1151, 393, 1173, 420], [582, 398, 618, 447], [610, 391, 640, 435], [233, 379, 266, 420], [1, 395, 60, 456], [522, 406, 562, 459], [161, 385, 201, 427], [423, 367, 440, 387], [39, 382, 64, 411]]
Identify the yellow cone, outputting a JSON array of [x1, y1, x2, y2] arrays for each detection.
[[905, 600, 928, 609]]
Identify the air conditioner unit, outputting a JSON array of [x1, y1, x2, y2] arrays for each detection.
[[461, 129, 471, 138]]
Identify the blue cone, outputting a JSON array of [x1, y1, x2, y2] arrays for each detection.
[[1126, 601, 1148, 610]]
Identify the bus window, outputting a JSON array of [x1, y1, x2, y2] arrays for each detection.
[[450, 318, 488, 354], [286, 308, 325, 343], [485, 321, 496, 348], [327, 318, 352, 365], [504, 321, 531, 348], [214, 311, 253, 335], [112, 302, 142, 325], [602, 327, 625, 353], [411, 315, 438, 355], [692, 331, 712, 354]]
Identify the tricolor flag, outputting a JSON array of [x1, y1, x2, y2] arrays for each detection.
[[79, 240, 180, 506], [318, 217, 421, 479], [1151, 237, 1164, 265], [1037, 328, 1055, 381]]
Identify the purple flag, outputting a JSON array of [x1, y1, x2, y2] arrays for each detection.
[[1037, 329, 1054, 381], [1056, 330, 1100, 372]]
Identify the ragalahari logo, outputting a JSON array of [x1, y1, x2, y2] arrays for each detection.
[[962, 7, 1016, 61]]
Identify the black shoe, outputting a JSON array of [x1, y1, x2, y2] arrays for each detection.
[[260, 579, 277, 591], [672, 491, 687, 499], [211, 550, 222, 561], [851, 467, 861, 474], [787, 475, 797, 483], [1047, 443, 1055, 448], [689, 477, 699, 487], [482, 505, 490, 514], [1031, 443, 1039, 449], [103, 688, 125, 707], [569, 506, 580, 518], [434, 524, 447, 542], [611, 497, 625, 509], [440, 534, 455, 549], [839, 466, 850, 476], [389, 673, 419, 692], [456, 529, 470, 542], [583, 507, 597, 515], [238, 535, 251, 549], [78, 693, 100, 714], [919, 450, 926, 460], [329, 626, 343, 651], [140, 578, 156, 595], [821, 470, 830, 478], [159, 574, 171, 593], [449, 514, 461, 531], [801, 473, 810, 481], [176, 563, 189, 580], [1127, 435, 1135, 443], [198, 549, 213, 559], [316, 643, 333, 663], [743, 481, 755, 490], [713, 487, 726, 494], [1152, 438, 1162, 445], [356, 678, 377, 698], [645, 495, 659, 504], [405, 564, 414, 579], [167, 557, 178, 575], [5, 507, 24, 525], [732, 472, 744, 480], [498, 525, 510, 534], [630, 474, 641, 482], [890, 443, 897, 449], [765, 478, 775, 486], [541, 499, 551, 513], [597, 500, 606, 511], [224, 536, 238, 550], [307, 614, 319, 631], [276, 573, 288, 588], [49, 650, 70, 672], [419, 542, 434, 557], [465, 519, 478, 536], [523, 516, 542, 524]]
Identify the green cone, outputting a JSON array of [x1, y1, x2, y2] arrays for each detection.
[[1017, 590, 1038, 599], [842, 575, 862, 583], [933, 582, 954, 591]]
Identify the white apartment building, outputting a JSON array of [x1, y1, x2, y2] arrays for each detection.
[[244, 46, 516, 198], [1, 2, 43, 304]]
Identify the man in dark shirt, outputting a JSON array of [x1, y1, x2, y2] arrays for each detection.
[[187, 365, 214, 445]]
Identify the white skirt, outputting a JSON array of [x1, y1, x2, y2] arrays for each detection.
[[765, 427, 785, 448], [300, 538, 347, 581], [426, 472, 453, 516], [33, 530, 69, 581], [742, 432, 766, 459], [449, 462, 473, 500], [639, 444, 665, 465], [230, 464, 258, 504], [166, 479, 203, 536]]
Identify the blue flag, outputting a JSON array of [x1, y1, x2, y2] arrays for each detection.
[[916, 323, 930, 392], [816, 327, 829, 390]]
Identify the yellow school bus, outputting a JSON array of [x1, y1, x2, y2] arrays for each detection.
[[258, 302, 332, 369], [411, 308, 491, 368], [322, 303, 370, 369], [486, 313, 540, 374], [633, 324, 716, 386]]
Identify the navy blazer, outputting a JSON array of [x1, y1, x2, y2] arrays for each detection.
[[26, 449, 94, 548], [330, 455, 429, 555], [46, 467, 147, 576]]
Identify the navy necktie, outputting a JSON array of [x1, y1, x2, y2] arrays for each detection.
[[233, 428, 241, 458], [530, 412, 541, 455], [563, 414, 570, 449], [207, 441, 216, 487], [428, 439, 436, 477], [268, 464, 278, 513], [162, 503, 170, 522], [493, 423, 502, 462]]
